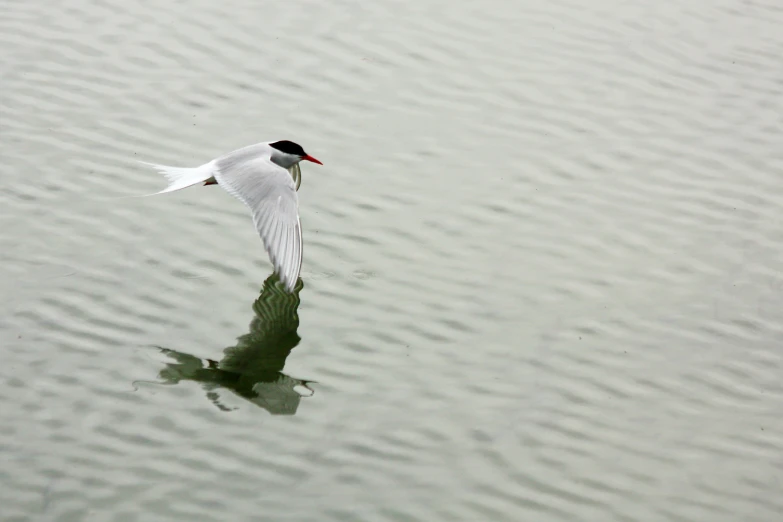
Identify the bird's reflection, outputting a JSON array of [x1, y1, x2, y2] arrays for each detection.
[[155, 273, 314, 414]]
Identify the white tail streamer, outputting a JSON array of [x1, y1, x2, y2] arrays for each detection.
[[137, 160, 216, 196]]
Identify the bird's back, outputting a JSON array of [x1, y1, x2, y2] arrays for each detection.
[[215, 143, 274, 174]]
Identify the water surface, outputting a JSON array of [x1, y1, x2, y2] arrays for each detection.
[[2, 0, 783, 520]]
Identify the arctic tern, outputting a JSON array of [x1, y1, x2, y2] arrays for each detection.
[[140, 140, 322, 292]]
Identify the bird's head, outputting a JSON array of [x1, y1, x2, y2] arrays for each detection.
[[268, 140, 323, 169]]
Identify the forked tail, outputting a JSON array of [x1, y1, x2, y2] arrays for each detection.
[[138, 160, 216, 195]]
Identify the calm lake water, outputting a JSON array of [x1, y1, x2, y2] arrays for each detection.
[[2, 0, 783, 520]]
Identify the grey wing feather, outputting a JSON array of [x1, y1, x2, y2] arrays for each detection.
[[288, 163, 302, 191], [213, 151, 302, 292]]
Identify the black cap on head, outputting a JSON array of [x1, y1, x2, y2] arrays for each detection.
[[269, 140, 306, 156]]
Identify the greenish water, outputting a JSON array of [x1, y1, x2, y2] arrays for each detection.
[[1, 1, 782, 521]]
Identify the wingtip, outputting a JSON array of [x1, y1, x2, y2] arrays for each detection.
[[283, 280, 297, 294], [278, 273, 300, 294]]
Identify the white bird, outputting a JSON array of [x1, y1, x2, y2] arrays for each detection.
[[140, 140, 323, 293]]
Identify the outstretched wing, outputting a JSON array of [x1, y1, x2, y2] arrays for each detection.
[[213, 151, 302, 292]]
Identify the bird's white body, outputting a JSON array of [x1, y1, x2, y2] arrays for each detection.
[[141, 141, 320, 293]]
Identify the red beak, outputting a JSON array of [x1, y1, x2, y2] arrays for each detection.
[[302, 154, 323, 165]]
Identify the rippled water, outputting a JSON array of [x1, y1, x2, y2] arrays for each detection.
[[2, 0, 783, 520]]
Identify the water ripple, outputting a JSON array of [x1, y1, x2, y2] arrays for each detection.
[[2, 0, 783, 520]]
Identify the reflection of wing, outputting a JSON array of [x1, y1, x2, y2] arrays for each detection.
[[288, 163, 302, 191], [155, 272, 312, 415], [219, 273, 303, 375]]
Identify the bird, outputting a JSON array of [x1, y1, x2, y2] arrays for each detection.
[[140, 140, 323, 293]]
